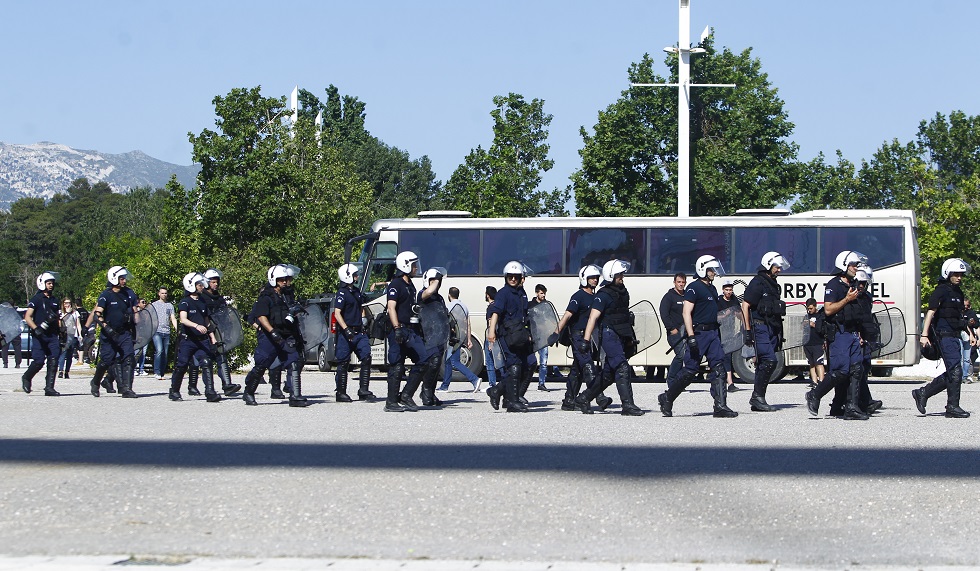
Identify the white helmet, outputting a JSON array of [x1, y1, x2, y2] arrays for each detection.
[[601, 259, 630, 282], [35, 271, 58, 290], [761, 251, 791, 271], [503, 261, 533, 277], [578, 265, 602, 287], [267, 264, 300, 287], [395, 251, 419, 274], [854, 268, 872, 284], [203, 268, 223, 281], [107, 265, 130, 286], [695, 255, 725, 278], [423, 267, 448, 282], [183, 272, 206, 293], [337, 263, 359, 285], [835, 251, 868, 272], [941, 258, 971, 279]]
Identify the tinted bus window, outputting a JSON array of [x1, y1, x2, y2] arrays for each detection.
[[649, 228, 731, 275], [399, 230, 480, 275], [733, 227, 817, 275], [483, 229, 564, 275], [820, 227, 904, 272], [567, 228, 646, 274]]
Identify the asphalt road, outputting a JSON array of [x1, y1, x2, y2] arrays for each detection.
[[1, 365, 978, 568]]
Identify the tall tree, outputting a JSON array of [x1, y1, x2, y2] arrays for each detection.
[[440, 93, 567, 217], [573, 38, 798, 217]]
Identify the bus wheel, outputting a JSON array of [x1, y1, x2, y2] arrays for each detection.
[[732, 351, 785, 384], [458, 335, 484, 377], [317, 346, 332, 372]]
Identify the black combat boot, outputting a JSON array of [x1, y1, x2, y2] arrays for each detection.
[[842, 366, 869, 420], [749, 359, 776, 412], [242, 368, 264, 406], [187, 364, 201, 396], [945, 376, 970, 418], [504, 365, 526, 412], [118, 357, 138, 398], [659, 370, 694, 417], [287, 363, 311, 408], [420, 363, 443, 407], [595, 369, 615, 410], [201, 359, 221, 402], [614, 363, 644, 416], [384, 364, 406, 412], [101, 368, 117, 393], [21, 360, 43, 393], [712, 370, 738, 418], [269, 366, 286, 399], [335, 363, 353, 402], [42, 359, 60, 396], [518, 368, 532, 406], [169, 365, 187, 401], [912, 373, 948, 415], [357, 357, 376, 400], [216, 355, 241, 395], [399, 365, 423, 411], [561, 367, 581, 411], [805, 370, 842, 416]]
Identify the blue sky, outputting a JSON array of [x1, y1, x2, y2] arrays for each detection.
[[3, 1, 977, 205]]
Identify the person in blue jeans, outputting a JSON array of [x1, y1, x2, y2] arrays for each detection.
[[150, 287, 178, 380], [483, 286, 499, 387], [438, 287, 481, 391]]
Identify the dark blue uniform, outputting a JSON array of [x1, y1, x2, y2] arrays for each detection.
[[240, 282, 309, 406], [175, 295, 213, 368], [564, 288, 597, 401], [22, 290, 61, 394], [743, 268, 785, 408], [97, 286, 138, 367], [383, 275, 431, 410], [487, 283, 535, 411], [914, 279, 971, 416], [660, 287, 687, 388], [335, 285, 371, 363], [805, 274, 866, 419]]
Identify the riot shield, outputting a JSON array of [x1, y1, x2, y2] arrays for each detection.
[[629, 300, 662, 354], [486, 327, 504, 370], [365, 302, 386, 346], [717, 306, 744, 355], [210, 305, 244, 354], [871, 303, 906, 358], [0, 303, 21, 346], [419, 299, 450, 352], [133, 307, 159, 352], [774, 305, 809, 350], [529, 301, 559, 352], [298, 303, 329, 349], [449, 303, 468, 353]]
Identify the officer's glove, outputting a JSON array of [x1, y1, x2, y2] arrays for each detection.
[[686, 336, 699, 354], [744, 328, 754, 347], [102, 323, 117, 338], [394, 326, 409, 344], [344, 327, 356, 342], [574, 336, 590, 354], [38, 321, 50, 332], [269, 329, 283, 343]]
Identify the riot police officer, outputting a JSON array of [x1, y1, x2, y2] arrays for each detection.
[[915, 258, 975, 418], [556, 265, 601, 411], [828, 265, 882, 415], [741, 251, 790, 412], [486, 261, 536, 413], [91, 266, 140, 398], [658, 255, 737, 418], [195, 268, 242, 396], [333, 263, 376, 402], [168, 272, 221, 402], [383, 251, 427, 412], [415, 267, 450, 407], [804, 251, 870, 420], [22, 271, 62, 396], [573, 260, 644, 416], [241, 264, 310, 407]]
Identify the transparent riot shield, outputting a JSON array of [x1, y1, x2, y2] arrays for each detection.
[[529, 301, 560, 352], [871, 303, 906, 358], [717, 306, 745, 355], [486, 327, 504, 370], [419, 299, 450, 352], [210, 305, 244, 354], [449, 303, 468, 353], [133, 307, 159, 352], [775, 304, 809, 350], [629, 300, 662, 354], [298, 303, 329, 349], [365, 302, 387, 346], [0, 303, 21, 346]]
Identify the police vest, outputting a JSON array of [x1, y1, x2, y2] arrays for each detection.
[[935, 282, 966, 331], [601, 283, 634, 339]]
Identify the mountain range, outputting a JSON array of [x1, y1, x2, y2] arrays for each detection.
[[0, 141, 199, 209]]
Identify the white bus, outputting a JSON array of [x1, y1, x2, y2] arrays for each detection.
[[345, 209, 920, 381]]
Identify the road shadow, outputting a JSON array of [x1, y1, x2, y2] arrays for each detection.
[[0, 438, 978, 477]]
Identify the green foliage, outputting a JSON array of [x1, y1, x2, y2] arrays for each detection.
[[573, 39, 798, 217], [439, 93, 568, 217]]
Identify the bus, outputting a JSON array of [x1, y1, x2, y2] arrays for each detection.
[[344, 209, 920, 381]]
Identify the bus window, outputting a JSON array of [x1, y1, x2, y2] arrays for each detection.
[[363, 260, 396, 300], [483, 229, 564, 275], [649, 228, 731, 275], [567, 228, 646, 274], [733, 227, 817, 275], [819, 227, 904, 272], [399, 229, 480, 275]]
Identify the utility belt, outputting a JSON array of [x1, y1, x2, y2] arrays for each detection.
[[694, 322, 719, 332], [840, 323, 862, 333], [937, 329, 963, 339]]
